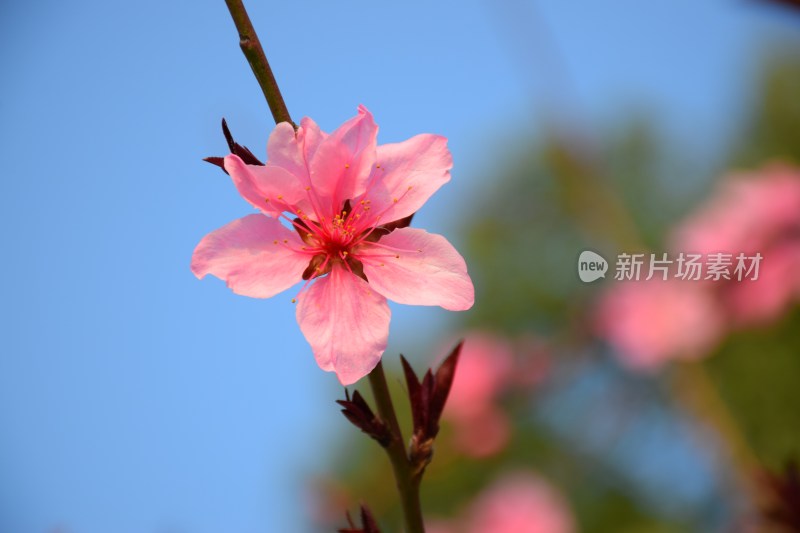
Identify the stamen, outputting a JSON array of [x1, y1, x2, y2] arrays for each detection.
[[358, 253, 404, 259], [292, 254, 332, 302], [276, 239, 319, 256], [361, 240, 421, 254], [278, 212, 326, 242], [339, 252, 356, 276], [300, 184, 328, 236]]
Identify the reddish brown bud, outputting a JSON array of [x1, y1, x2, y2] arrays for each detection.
[[760, 460, 800, 531], [203, 118, 264, 174], [400, 341, 463, 479], [336, 390, 391, 447], [338, 504, 381, 533]]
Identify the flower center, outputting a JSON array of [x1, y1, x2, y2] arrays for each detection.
[[294, 200, 373, 281]]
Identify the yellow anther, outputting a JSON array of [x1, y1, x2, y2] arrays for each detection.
[[376, 164, 381, 168], [392, 198, 398, 203], [395, 254, 400, 259], [283, 239, 288, 243], [277, 195, 283, 200], [305, 186, 311, 191], [380, 263, 385, 267], [407, 186, 413, 190], [307, 233, 313, 238], [273, 240, 278, 244], [291, 298, 296, 303], [342, 251, 348, 256], [265, 198, 271, 203], [345, 164, 350, 169]]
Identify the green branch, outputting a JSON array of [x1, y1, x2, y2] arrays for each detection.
[[368, 361, 426, 533]]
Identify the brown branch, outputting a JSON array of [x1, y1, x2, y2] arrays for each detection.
[[223, 0, 295, 127]]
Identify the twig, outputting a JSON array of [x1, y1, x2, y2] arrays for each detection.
[[367, 361, 426, 533], [223, 0, 295, 127]]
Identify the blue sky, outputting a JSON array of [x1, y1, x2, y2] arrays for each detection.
[[1, 1, 798, 532]]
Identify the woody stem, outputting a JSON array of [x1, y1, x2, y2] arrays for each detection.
[[367, 361, 426, 533], [223, 0, 295, 127]]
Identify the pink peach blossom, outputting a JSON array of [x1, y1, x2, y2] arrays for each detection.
[[442, 333, 515, 457], [192, 106, 474, 384], [724, 242, 800, 325], [450, 407, 511, 458], [597, 165, 800, 370], [465, 473, 575, 533], [673, 164, 800, 326], [674, 165, 800, 256], [595, 279, 724, 372], [446, 333, 514, 419]]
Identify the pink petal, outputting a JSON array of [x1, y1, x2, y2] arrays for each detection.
[[299, 116, 327, 163], [265, 121, 308, 183], [296, 266, 390, 384], [191, 214, 309, 298], [309, 105, 377, 207], [265, 119, 328, 188], [367, 134, 452, 223], [224, 155, 309, 216], [360, 227, 474, 311]]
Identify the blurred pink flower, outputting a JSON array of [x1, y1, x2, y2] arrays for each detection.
[[192, 106, 474, 384], [595, 279, 724, 372], [442, 332, 515, 457], [596, 164, 800, 371], [673, 164, 800, 325], [513, 335, 553, 389], [446, 333, 514, 419], [451, 407, 512, 458], [674, 165, 800, 255], [724, 243, 800, 325], [465, 473, 575, 533]]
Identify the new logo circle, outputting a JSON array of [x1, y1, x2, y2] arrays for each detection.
[[578, 250, 608, 283]]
